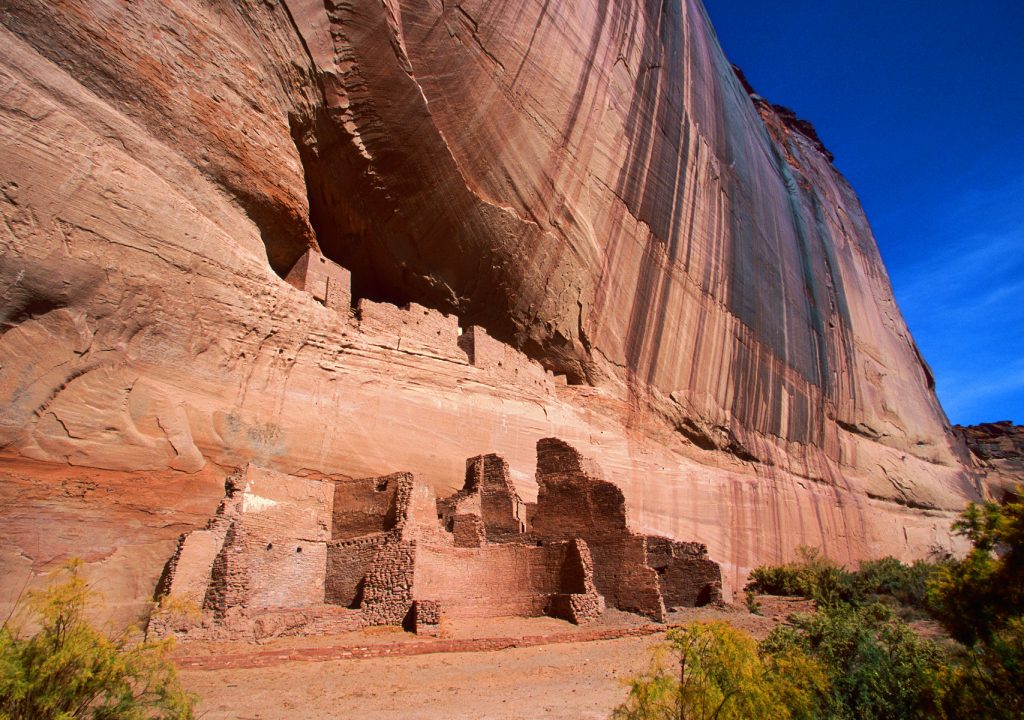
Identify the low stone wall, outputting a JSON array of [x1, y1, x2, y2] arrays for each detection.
[[325, 535, 389, 607], [646, 536, 723, 609], [153, 439, 717, 639]]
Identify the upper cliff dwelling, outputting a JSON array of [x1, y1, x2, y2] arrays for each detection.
[[152, 439, 722, 640]]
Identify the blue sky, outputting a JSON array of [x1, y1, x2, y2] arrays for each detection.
[[703, 1, 1024, 425]]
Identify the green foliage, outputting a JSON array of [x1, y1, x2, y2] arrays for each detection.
[[928, 494, 1024, 645], [0, 560, 195, 720], [743, 589, 761, 616], [620, 490, 1024, 720], [762, 603, 948, 720], [927, 489, 1024, 718], [746, 547, 938, 613], [612, 621, 826, 720], [850, 557, 937, 610], [940, 616, 1024, 720], [745, 547, 851, 608]]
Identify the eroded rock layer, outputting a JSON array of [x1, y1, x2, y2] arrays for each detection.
[[0, 0, 981, 621], [958, 422, 1024, 502]]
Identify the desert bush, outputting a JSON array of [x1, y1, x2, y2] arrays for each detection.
[[747, 548, 939, 613], [850, 557, 937, 610], [927, 489, 1024, 718], [745, 546, 853, 608], [612, 621, 826, 720], [0, 560, 195, 720], [940, 616, 1024, 720], [761, 603, 948, 720], [743, 589, 761, 615], [928, 493, 1024, 645]]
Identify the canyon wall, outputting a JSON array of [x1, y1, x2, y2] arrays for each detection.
[[0, 0, 982, 622]]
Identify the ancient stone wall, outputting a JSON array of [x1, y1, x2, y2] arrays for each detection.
[[357, 299, 465, 362], [198, 466, 333, 615], [645, 536, 723, 609], [155, 439, 717, 637], [331, 474, 401, 540], [324, 535, 388, 607], [284, 249, 351, 311], [414, 542, 567, 618], [439, 454, 528, 541], [458, 326, 553, 393], [359, 537, 416, 626], [532, 438, 666, 620]]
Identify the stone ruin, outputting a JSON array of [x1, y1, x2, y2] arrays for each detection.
[[151, 439, 721, 640], [283, 248, 565, 390]]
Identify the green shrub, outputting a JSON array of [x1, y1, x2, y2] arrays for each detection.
[[743, 589, 761, 615], [928, 494, 1024, 645], [0, 560, 195, 720], [940, 616, 1024, 720], [851, 557, 937, 610], [761, 603, 948, 720], [612, 621, 826, 720], [926, 489, 1024, 718], [745, 547, 854, 608]]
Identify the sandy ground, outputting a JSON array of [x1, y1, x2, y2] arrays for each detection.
[[178, 600, 811, 719]]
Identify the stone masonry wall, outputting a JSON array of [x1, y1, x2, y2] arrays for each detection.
[[324, 535, 389, 607], [457, 325, 551, 393], [646, 536, 724, 609], [532, 438, 666, 620], [413, 542, 566, 618], [155, 439, 720, 637], [357, 300, 465, 362], [439, 454, 527, 541], [331, 474, 401, 540], [284, 249, 351, 311]]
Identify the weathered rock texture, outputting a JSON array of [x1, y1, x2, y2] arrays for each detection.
[[958, 422, 1024, 502], [153, 439, 714, 640], [0, 0, 982, 621]]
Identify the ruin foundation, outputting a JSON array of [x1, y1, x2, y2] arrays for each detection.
[[151, 439, 721, 641]]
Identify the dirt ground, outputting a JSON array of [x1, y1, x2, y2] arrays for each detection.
[[178, 599, 812, 719]]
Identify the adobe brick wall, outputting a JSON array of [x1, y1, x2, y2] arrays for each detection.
[[284, 249, 351, 311], [646, 536, 724, 608], [532, 438, 665, 620], [457, 325, 552, 393], [331, 474, 401, 540]]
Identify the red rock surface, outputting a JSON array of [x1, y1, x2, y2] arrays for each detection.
[[957, 422, 1024, 501], [0, 0, 982, 620]]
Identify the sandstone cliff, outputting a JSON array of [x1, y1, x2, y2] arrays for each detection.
[[0, 0, 982, 621], [958, 422, 1024, 502]]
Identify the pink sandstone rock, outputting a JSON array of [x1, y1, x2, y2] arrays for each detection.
[[0, 0, 984, 623]]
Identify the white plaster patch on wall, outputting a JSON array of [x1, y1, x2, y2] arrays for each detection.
[[242, 492, 279, 513]]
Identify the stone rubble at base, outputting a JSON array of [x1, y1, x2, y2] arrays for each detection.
[[151, 438, 722, 641]]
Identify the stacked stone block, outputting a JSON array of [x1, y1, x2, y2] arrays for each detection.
[[154, 438, 720, 639], [284, 249, 351, 311]]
